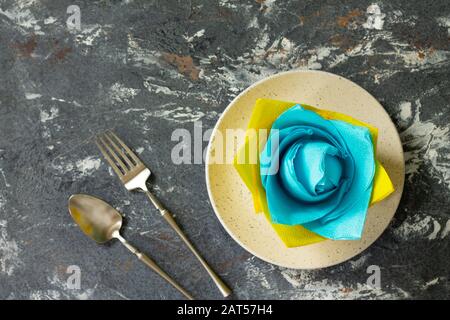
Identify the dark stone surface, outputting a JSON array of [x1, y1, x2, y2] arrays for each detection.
[[0, 0, 448, 299]]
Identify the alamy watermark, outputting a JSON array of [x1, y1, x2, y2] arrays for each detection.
[[66, 265, 81, 290], [66, 5, 81, 31], [366, 265, 381, 289], [170, 121, 279, 173]]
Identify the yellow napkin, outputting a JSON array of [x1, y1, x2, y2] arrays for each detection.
[[234, 98, 395, 247]]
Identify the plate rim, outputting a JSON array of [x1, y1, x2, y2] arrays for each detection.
[[205, 69, 405, 269]]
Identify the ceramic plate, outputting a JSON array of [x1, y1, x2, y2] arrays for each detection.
[[205, 70, 404, 269]]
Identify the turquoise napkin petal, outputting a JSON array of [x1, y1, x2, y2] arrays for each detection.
[[303, 190, 371, 240], [259, 104, 376, 240]]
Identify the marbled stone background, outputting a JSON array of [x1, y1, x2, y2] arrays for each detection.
[[0, 0, 448, 300]]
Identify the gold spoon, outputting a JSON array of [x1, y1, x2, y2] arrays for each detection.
[[68, 194, 194, 300]]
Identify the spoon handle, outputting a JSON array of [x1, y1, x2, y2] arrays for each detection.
[[145, 191, 232, 298], [138, 254, 194, 300], [115, 233, 194, 300]]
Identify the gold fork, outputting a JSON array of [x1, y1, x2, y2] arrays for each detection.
[[95, 130, 232, 297]]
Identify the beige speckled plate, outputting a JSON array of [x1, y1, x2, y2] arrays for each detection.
[[205, 70, 404, 269]]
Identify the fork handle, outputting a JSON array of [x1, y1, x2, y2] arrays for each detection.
[[145, 191, 232, 298]]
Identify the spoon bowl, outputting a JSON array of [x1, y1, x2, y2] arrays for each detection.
[[69, 194, 122, 243]]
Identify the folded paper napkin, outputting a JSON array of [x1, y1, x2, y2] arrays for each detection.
[[234, 98, 394, 247]]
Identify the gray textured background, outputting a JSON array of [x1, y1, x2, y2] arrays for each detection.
[[0, 0, 449, 300]]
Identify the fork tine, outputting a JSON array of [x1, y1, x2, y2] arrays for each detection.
[[107, 131, 141, 165], [98, 134, 130, 172], [103, 132, 135, 169], [95, 138, 125, 178]]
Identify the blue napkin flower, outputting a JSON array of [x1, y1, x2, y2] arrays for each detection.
[[260, 104, 376, 240]]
